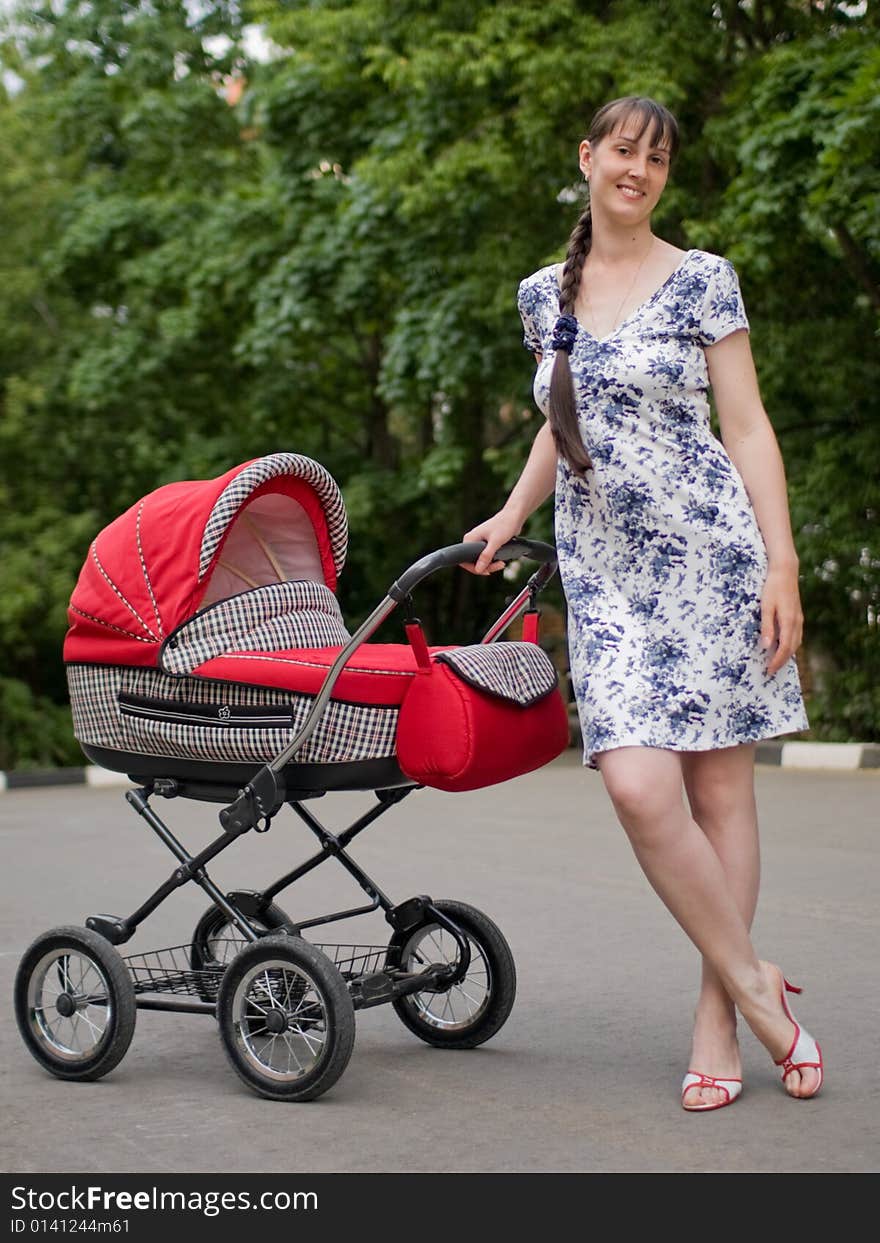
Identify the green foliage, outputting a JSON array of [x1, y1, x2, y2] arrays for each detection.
[[0, 0, 877, 768], [0, 679, 82, 769], [686, 24, 880, 736]]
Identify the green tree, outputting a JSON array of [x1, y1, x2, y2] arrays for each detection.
[[0, 0, 877, 767], [688, 26, 880, 737]]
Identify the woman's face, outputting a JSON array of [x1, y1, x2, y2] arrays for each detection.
[[579, 119, 671, 225]]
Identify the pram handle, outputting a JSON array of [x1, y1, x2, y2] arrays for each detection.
[[218, 537, 559, 829], [389, 538, 557, 601]]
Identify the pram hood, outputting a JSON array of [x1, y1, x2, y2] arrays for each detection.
[[65, 454, 348, 668]]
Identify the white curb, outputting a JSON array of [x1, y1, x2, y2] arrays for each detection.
[[84, 765, 134, 788], [780, 742, 867, 770]]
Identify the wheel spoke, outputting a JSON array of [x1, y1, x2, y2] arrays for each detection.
[[293, 1024, 324, 1057], [281, 1031, 304, 1074], [252, 1034, 272, 1062], [43, 1012, 63, 1044], [70, 1010, 85, 1051], [289, 991, 318, 1019], [426, 930, 450, 963], [79, 1009, 105, 1042], [59, 956, 73, 994], [453, 985, 482, 1011], [282, 972, 299, 1011]]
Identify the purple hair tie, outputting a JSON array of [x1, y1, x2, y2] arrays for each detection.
[[551, 313, 579, 354]]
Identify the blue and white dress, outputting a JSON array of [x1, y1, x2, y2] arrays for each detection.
[[517, 248, 809, 769]]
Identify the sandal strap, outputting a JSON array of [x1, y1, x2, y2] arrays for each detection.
[[681, 1071, 743, 1104], [774, 1024, 821, 1071]]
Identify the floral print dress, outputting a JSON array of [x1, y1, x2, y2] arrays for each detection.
[[517, 248, 809, 769]]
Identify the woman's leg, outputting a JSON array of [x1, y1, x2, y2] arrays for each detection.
[[679, 744, 760, 1106], [594, 745, 820, 1098]]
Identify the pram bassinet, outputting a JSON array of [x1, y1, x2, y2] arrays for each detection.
[[64, 453, 568, 794]]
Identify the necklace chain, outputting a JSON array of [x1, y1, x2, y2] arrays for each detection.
[[584, 237, 656, 337]]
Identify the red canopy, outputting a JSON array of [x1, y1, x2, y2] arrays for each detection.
[[64, 454, 348, 668]]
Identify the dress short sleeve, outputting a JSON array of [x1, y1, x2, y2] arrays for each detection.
[[517, 277, 543, 354], [698, 258, 750, 346]]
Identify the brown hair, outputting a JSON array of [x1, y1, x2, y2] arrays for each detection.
[[548, 96, 680, 475]]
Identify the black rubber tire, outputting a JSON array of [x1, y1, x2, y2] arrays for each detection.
[[14, 925, 137, 1082], [217, 935, 355, 1102], [189, 900, 293, 971], [389, 900, 516, 1049]]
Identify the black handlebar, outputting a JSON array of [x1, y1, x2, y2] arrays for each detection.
[[389, 538, 557, 601]]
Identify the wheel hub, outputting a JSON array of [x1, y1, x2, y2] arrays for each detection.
[[55, 993, 76, 1018], [264, 1008, 288, 1034]]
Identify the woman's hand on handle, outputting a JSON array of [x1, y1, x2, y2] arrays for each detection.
[[760, 564, 804, 676], [461, 510, 524, 575]]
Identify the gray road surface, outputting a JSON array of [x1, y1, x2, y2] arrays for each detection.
[[1, 753, 877, 1174]]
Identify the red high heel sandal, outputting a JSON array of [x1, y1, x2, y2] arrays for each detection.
[[776, 978, 824, 1099]]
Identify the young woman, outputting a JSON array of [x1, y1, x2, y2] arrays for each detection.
[[464, 96, 823, 1111]]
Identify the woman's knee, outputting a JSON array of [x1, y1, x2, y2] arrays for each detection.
[[596, 746, 684, 835], [682, 746, 757, 830]]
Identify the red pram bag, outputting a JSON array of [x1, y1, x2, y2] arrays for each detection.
[[396, 641, 570, 791]]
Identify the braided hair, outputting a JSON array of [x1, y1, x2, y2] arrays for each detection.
[[548, 97, 680, 476]]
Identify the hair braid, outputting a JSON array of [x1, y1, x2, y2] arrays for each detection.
[[548, 205, 594, 475]]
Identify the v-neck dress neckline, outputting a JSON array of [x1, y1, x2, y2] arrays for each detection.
[[556, 249, 695, 345]]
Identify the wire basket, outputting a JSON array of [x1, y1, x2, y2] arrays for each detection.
[[123, 940, 390, 1001], [124, 944, 224, 1001], [313, 943, 388, 980]]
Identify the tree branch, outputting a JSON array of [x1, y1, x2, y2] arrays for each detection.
[[832, 223, 880, 312]]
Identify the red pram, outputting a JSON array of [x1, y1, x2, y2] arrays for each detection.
[[16, 454, 568, 1101]]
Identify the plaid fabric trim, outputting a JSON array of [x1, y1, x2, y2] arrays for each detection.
[[435, 642, 558, 706], [67, 664, 398, 764], [199, 454, 348, 582], [161, 581, 351, 676]]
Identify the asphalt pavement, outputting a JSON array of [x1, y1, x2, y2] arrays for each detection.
[[1, 753, 877, 1174]]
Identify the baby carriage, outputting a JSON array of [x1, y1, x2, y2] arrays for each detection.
[[14, 453, 568, 1101]]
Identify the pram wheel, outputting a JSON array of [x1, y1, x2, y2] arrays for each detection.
[[217, 935, 355, 1102], [389, 900, 515, 1048], [189, 898, 293, 972], [14, 926, 137, 1082]]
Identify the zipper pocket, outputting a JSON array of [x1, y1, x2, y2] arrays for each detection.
[[118, 693, 295, 729]]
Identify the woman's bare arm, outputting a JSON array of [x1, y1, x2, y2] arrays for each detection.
[[463, 416, 558, 574], [706, 330, 803, 673]]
